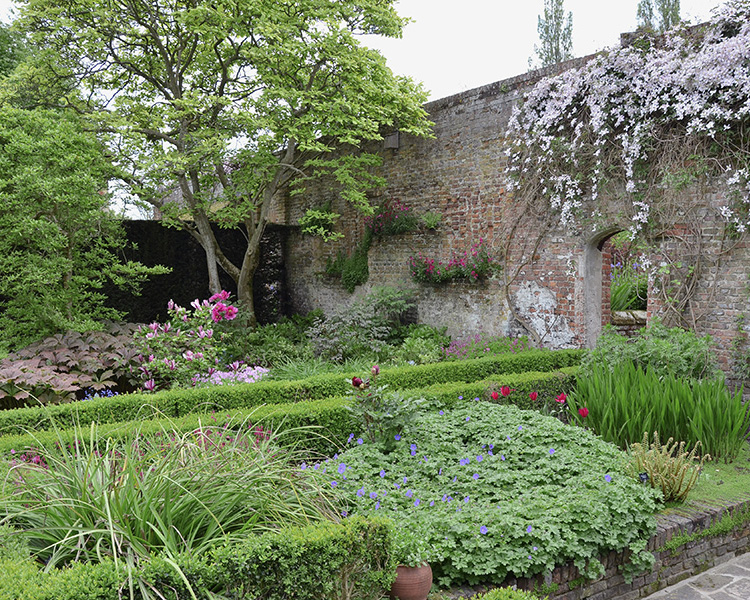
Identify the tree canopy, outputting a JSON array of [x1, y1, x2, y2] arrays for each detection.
[[16, 0, 433, 324], [533, 0, 573, 67], [0, 107, 167, 350]]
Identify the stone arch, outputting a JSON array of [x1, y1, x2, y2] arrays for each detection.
[[581, 226, 624, 348]]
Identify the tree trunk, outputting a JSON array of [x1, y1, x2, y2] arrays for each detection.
[[237, 237, 262, 329]]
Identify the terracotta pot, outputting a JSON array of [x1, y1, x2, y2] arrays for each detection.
[[389, 563, 433, 600]]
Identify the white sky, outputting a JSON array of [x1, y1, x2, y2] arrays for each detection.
[[0, 0, 724, 100]]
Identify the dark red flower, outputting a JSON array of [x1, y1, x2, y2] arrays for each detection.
[[491, 391, 499, 400], [352, 377, 363, 388], [578, 407, 589, 418], [529, 391, 538, 401]]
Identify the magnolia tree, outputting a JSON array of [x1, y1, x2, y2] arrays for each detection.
[[16, 0, 432, 326], [507, 1, 750, 237]]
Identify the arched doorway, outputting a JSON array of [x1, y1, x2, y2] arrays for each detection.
[[582, 228, 648, 348]]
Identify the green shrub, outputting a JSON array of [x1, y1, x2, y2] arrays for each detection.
[[581, 321, 721, 381], [568, 362, 750, 461], [469, 588, 542, 600], [0, 517, 395, 600], [308, 286, 415, 361], [317, 402, 659, 588], [0, 350, 583, 439]]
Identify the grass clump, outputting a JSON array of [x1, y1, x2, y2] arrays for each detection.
[[0, 417, 341, 592], [568, 361, 749, 461]]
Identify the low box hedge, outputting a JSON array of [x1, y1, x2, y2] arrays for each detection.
[[0, 516, 395, 600], [0, 368, 578, 460], [0, 350, 584, 437]]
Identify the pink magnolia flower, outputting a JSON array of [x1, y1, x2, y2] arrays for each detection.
[[190, 299, 202, 310], [144, 379, 156, 392]]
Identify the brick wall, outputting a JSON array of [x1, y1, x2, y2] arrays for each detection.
[[277, 50, 750, 382]]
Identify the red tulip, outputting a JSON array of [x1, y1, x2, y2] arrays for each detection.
[[500, 386, 512, 397], [491, 390, 499, 400], [555, 393, 567, 403], [529, 391, 538, 401], [578, 407, 589, 418]]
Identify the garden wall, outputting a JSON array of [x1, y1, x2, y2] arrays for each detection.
[[105, 221, 289, 324], [272, 33, 750, 387], [446, 496, 750, 600]]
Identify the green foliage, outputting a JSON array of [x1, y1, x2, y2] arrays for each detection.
[[223, 313, 317, 368], [581, 320, 721, 382], [468, 589, 542, 600], [348, 366, 425, 448], [325, 235, 372, 293], [0, 107, 167, 351], [627, 432, 709, 503], [298, 205, 343, 242], [730, 312, 750, 384], [16, 0, 432, 322], [0, 23, 27, 79], [420, 211, 442, 230], [0, 417, 341, 578], [533, 0, 573, 67], [206, 516, 396, 600], [308, 286, 415, 361], [609, 232, 648, 311], [0, 517, 395, 600], [318, 402, 659, 588], [568, 362, 750, 461], [0, 357, 582, 456], [389, 525, 434, 567]]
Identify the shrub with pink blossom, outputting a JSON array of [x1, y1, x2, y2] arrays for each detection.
[[132, 291, 241, 392]]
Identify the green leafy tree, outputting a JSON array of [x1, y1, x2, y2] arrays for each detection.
[[15, 0, 432, 326], [637, 0, 680, 32], [0, 107, 167, 350], [533, 0, 573, 67], [0, 23, 27, 79]]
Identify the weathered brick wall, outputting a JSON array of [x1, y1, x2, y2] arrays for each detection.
[[276, 51, 750, 379]]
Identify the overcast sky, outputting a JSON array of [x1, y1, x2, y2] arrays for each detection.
[[1, 0, 725, 100]]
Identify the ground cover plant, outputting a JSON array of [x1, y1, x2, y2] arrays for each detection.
[[313, 401, 660, 588]]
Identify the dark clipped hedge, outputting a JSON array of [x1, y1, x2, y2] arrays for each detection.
[[0, 516, 394, 600], [0, 350, 583, 437], [0, 368, 578, 459]]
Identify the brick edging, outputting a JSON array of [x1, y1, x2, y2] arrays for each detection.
[[444, 495, 750, 600]]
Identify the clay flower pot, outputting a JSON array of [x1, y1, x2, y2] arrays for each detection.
[[389, 562, 433, 600]]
